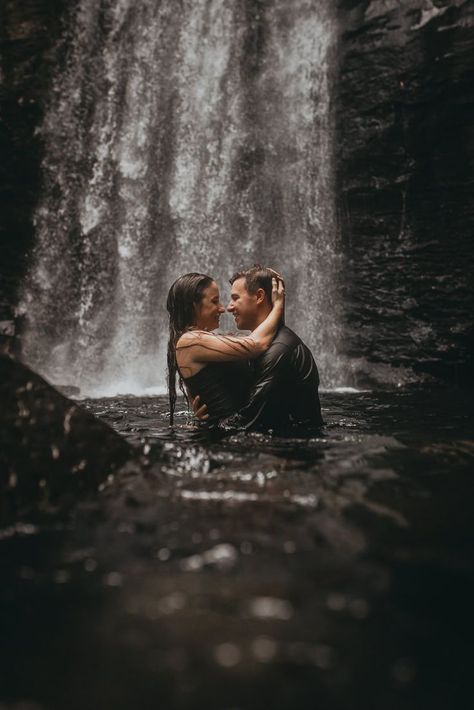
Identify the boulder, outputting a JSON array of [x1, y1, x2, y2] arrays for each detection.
[[0, 354, 133, 523]]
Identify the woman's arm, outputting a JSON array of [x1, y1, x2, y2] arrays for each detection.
[[249, 276, 285, 351], [177, 278, 284, 375]]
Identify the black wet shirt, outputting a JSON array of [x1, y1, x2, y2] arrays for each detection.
[[224, 325, 324, 434]]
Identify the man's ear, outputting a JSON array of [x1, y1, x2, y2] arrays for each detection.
[[255, 287, 266, 305]]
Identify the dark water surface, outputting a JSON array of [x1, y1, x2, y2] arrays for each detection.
[[1, 389, 473, 710]]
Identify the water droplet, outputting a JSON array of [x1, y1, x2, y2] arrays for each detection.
[[16, 523, 37, 536], [54, 569, 70, 584], [348, 598, 369, 619], [84, 558, 97, 572], [104, 571, 123, 587], [327, 592, 347, 611], [214, 642, 241, 668], [256, 471, 266, 487], [157, 592, 186, 615], [180, 554, 203, 572], [204, 543, 238, 569], [157, 547, 171, 561], [248, 597, 293, 621], [252, 636, 277, 663], [309, 644, 335, 670], [118, 522, 134, 534]]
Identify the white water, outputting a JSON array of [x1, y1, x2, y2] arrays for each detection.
[[20, 0, 344, 396]]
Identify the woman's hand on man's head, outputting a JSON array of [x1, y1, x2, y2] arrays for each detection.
[[271, 276, 285, 308]]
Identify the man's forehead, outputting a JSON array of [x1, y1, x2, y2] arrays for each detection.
[[231, 277, 248, 294]]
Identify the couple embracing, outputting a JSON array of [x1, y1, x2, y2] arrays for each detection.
[[166, 265, 323, 435]]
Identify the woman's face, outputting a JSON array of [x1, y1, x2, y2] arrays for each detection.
[[194, 281, 225, 331]]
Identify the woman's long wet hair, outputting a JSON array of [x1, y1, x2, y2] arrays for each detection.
[[166, 272, 213, 425]]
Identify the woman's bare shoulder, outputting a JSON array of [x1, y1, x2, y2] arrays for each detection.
[[176, 330, 210, 348]]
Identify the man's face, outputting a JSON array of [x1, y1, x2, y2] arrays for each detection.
[[227, 277, 259, 330]]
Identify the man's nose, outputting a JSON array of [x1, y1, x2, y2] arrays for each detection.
[[218, 304, 225, 313], [227, 301, 234, 312]]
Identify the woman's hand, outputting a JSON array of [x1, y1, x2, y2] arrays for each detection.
[[271, 276, 285, 309]]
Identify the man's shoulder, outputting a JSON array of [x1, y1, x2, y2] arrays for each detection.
[[268, 326, 317, 371], [256, 327, 303, 367], [270, 325, 303, 351]]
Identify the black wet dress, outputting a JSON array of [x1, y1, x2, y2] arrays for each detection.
[[182, 361, 252, 425]]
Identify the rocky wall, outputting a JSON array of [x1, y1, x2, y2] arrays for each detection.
[[336, 0, 474, 385], [0, 0, 69, 322]]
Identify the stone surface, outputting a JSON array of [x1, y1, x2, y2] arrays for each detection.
[[0, 353, 133, 523], [0, 0, 69, 319], [336, 0, 474, 384]]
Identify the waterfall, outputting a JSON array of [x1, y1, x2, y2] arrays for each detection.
[[20, 0, 344, 395]]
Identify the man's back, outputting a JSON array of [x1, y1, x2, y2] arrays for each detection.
[[228, 325, 323, 433]]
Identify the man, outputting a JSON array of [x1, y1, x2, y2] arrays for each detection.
[[194, 265, 324, 434]]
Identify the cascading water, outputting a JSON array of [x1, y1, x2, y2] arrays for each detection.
[[20, 0, 344, 395]]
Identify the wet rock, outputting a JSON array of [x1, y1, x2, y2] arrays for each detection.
[[0, 320, 16, 356], [0, 354, 133, 523], [0, 0, 68, 319], [55, 384, 81, 397], [337, 0, 474, 385]]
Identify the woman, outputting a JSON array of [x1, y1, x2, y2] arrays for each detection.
[[166, 272, 284, 425]]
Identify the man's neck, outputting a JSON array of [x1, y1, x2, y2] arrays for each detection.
[[251, 306, 272, 330]]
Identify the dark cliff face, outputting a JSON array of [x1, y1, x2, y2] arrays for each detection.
[[0, 0, 69, 320], [336, 0, 474, 385]]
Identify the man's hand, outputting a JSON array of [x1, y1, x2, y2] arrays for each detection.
[[191, 395, 209, 421]]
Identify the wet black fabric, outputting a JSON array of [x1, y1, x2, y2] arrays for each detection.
[[183, 360, 252, 425], [224, 325, 324, 434]]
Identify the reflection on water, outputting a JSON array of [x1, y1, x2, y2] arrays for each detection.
[[0, 389, 473, 709]]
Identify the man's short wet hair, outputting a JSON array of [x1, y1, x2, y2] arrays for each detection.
[[230, 264, 274, 302]]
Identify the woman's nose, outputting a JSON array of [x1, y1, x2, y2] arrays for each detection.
[[218, 304, 225, 313]]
